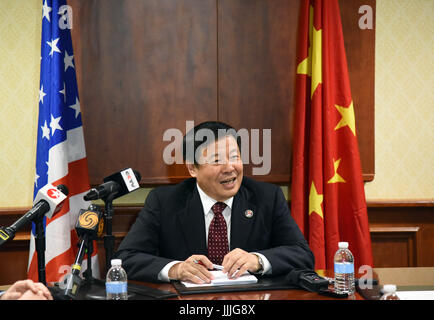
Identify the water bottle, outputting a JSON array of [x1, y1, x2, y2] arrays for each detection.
[[106, 259, 128, 300], [334, 242, 355, 294], [380, 284, 400, 300]]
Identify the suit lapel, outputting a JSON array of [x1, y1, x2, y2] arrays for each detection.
[[177, 180, 257, 254], [230, 186, 257, 250], [178, 186, 208, 256]]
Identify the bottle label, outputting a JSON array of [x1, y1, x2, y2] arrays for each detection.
[[106, 281, 127, 294], [334, 262, 354, 274]]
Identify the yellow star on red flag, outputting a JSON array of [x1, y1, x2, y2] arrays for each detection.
[[327, 158, 346, 184], [309, 182, 324, 219], [334, 100, 356, 136], [297, 5, 322, 98]]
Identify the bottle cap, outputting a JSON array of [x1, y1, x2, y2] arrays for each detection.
[[383, 284, 397, 293], [338, 242, 349, 249], [111, 259, 122, 266]]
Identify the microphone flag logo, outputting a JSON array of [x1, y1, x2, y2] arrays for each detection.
[[47, 188, 61, 199], [78, 211, 99, 230]]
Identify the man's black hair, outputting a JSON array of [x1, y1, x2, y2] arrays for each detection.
[[182, 121, 242, 165]]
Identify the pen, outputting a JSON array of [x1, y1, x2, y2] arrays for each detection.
[[193, 259, 223, 270]]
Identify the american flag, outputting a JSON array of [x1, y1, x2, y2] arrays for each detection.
[[29, 0, 99, 283]]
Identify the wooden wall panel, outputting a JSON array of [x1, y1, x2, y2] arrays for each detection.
[[340, 0, 376, 181], [70, 0, 217, 184], [370, 227, 420, 267], [1, 201, 432, 285], [0, 209, 32, 285], [68, 0, 375, 185], [0, 235, 30, 286], [368, 202, 434, 268], [218, 0, 299, 181]]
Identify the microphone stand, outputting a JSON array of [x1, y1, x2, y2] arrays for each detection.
[[80, 198, 118, 300], [61, 209, 106, 300], [62, 234, 88, 299], [82, 238, 93, 281], [81, 194, 122, 300], [34, 215, 47, 285], [61, 234, 102, 299], [102, 192, 116, 272], [33, 200, 56, 286]]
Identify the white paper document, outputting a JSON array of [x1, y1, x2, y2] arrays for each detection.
[[396, 291, 434, 300], [181, 270, 258, 288]]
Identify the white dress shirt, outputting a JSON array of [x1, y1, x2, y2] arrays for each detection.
[[157, 183, 271, 282], [196, 183, 233, 246]]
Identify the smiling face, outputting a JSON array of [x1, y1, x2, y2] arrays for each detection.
[[187, 135, 243, 201]]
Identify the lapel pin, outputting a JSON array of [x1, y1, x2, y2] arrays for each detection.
[[244, 209, 254, 218]]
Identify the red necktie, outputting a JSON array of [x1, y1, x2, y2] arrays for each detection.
[[208, 202, 228, 265]]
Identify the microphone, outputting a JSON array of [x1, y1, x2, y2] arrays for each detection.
[[34, 184, 69, 219], [0, 184, 68, 246], [62, 204, 103, 299], [83, 168, 141, 201], [75, 204, 104, 239]]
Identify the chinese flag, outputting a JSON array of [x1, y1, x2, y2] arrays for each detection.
[[291, 0, 373, 271]]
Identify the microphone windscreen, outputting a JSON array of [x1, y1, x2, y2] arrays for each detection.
[[133, 170, 142, 183], [56, 184, 69, 196]]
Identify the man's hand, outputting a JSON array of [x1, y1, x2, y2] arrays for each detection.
[[1, 280, 53, 300], [222, 248, 261, 278], [168, 255, 215, 284]]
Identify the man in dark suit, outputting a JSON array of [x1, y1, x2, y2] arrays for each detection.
[[115, 121, 314, 283]]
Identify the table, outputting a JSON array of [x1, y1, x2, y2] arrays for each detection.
[[3, 267, 433, 300], [132, 267, 434, 300], [132, 269, 364, 300]]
